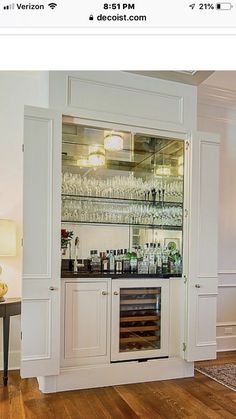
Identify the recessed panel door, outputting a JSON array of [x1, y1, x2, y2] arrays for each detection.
[[21, 106, 61, 378]]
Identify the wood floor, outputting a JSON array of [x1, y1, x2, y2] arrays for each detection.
[[1, 352, 236, 419]]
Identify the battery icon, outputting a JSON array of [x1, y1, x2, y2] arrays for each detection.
[[216, 2, 233, 9]]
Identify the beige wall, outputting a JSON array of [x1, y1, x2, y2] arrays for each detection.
[[198, 77, 236, 351], [0, 71, 49, 369]]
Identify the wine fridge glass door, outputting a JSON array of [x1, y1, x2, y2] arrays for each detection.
[[111, 279, 169, 362]]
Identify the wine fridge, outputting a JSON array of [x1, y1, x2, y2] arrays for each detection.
[[111, 279, 169, 361]]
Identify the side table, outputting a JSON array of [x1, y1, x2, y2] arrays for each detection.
[[0, 298, 21, 385]]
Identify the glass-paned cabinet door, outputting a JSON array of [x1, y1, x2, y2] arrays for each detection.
[[111, 279, 169, 361]]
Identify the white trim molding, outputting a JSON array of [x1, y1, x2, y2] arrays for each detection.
[[198, 85, 236, 109], [217, 321, 236, 327], [217, 338, 236, 352], [216, 271, 236, 351], [218, 270, 236, 275], [38, 358, 194, 393]]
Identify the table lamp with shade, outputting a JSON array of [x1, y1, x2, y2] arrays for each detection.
[[0, 219, 16, 302]]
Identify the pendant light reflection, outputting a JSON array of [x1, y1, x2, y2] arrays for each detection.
[[155, 165, 171, 176], [77, 157, 90, 167], [104, 133, 123, 151], [88, 144, 106, 167]]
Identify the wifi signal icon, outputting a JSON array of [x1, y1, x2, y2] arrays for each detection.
[[48, 2, 57, 9]]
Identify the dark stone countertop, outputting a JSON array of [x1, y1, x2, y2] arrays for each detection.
[[61, 271, 182, 279]]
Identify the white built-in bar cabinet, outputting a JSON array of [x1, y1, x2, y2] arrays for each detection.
[[22, 72, 219, 393]]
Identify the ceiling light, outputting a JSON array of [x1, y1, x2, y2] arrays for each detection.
[[155, 165, 171, 176], [104, 133, 123, 151], [88, 145, 105, 167], [77, 158, 90, 167]]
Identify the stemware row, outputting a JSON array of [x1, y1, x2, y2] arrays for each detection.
[[61, 198, 183, 227], [62, 172, 183, 203]]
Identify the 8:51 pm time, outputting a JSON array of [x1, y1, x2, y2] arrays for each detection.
[[104, 3, 135, 10]]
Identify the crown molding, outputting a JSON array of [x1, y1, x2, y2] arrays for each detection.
[[198, 85, 236, 108], [127, 71, 213, 86]]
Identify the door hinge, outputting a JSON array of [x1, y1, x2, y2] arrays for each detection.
[[21, 332, 22, 340], [183, 342, 187, 352], [184, 208, 189, 218], [183, 275, 187, 284], [185, 140, 190, 150], [21, 238, 23, 247], [22, 144, 24, 152]]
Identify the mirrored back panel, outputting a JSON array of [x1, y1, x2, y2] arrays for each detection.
[[61, 120, 184, 277]]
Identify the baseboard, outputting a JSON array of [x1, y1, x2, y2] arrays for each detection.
[[217, 335, 236, 352], [38, 357, 194, 393], [0, 350, 20, 371]]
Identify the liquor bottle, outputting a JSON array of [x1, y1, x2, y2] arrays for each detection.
[[162, 247, 169, 274], [88, 250, 93, 272], [148, 243, 157, 274], [109, 250, 115, 273], [137, 245, 143, 260], [122, 249, 130, 273], [90, 250, 101, 272], [137, 245, 149, 274], [115, 249, 122, 274], [137, 246, 142, 274], [130, 248, 138, 274], [100, 251, 103, 271], [145, 243, 149, 256], [101, 251, 109, 273], [153, 242, 157, 254], [156, 243, 162, 274], [106, 250, 110, 268], [149, 243, 155, 264]]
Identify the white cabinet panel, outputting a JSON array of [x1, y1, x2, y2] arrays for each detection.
[[23, 116, 52, 278], [198, 141, 219, 277], [49, 71, 197, 131], [64, 281, 110, 364], [185, 132, 219, 361], [196, 294, 217, 345], [22, 299, 51, 360], [67, 76, 183, 125], [21, 106, 61, 378]]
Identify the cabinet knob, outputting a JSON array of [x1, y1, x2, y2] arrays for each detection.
[[102, 291, 108, 295], [49, 286, 56, 291], [195, 284, 201, 288], [113, 291, 119, 295]]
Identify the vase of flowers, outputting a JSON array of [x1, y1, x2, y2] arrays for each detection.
[[61, 229, 73, 255]]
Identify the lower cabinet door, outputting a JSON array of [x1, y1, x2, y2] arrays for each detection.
[[64, 281, 110, 363]]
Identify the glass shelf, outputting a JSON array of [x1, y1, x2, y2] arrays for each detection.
[[61, 194, 183, 207], [61, 194, 183, 229], [61, 220, 183, 230]]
